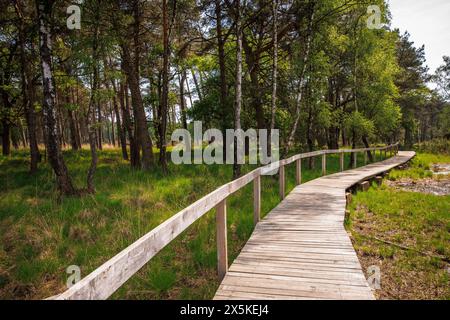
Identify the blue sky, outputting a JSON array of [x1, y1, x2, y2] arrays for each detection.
[[388, 0, 450, 73]]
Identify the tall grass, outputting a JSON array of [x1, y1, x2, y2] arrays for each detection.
[[0, 147, 387, 299]]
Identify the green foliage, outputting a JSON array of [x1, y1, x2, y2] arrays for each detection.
[[343, 111, 375, 140], [414, 139, 450, 155]]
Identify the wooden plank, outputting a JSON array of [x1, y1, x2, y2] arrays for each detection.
[[358, 181, 370, 191], [375, 176, 383, 186], [215, 151, 415, 301], [216, 199, 228, 280], [279, 164, 285, 200], [253, 175, 261, 225], [346, 192, 352, 205], [296, 159, 302, 185], [322, 154, 327, 176]]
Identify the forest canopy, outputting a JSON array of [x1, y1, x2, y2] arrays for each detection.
[[1, 0, 449, 194]]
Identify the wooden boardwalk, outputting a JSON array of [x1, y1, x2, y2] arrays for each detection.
[[214, 151, 415, 300]]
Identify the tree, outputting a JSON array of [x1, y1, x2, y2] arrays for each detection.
[[14, 0, 42, 172], [232, 0, 242, 178], [115, 0, 155, 171], [159, 0, 170, 172], [395, 31, 429, 148], [35, 0, 77, 195], [434, 56, 450, 101]]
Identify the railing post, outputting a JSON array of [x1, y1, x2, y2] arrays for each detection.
[[253, 175, 261, 225], [322, 154, 326, 176], [364, 151, 367, 165], [279, 164, 285, 200], [353, 152, 357, 169], [296, 159, 302, 185], [340, 152, 344, 172], [216, 199, 228, 281]]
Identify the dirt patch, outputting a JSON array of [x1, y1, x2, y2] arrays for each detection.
[[386, 177, 450, 196], [431, 163, 450, 175]]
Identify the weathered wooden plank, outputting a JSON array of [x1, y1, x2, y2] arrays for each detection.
[[279, 164, 285, 200], [253, 175, 260, 225], [322, 154, 327, 176], [296, 159, 302, 185], [216, 199, 228, 280], [215, 151, 415, 301]]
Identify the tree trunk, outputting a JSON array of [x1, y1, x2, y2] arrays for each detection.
[[15, 0, 41, 171], [285, 2, 315, 155], [270, 0, 278, 132], [111, 80, 128, 160], [233, 0, 242, 178], [159, 0, 170, 172], [124, 81, 140, 167], [178, 71, 188, 130], [362, 136, 373, 162], [36, 0, 76, 195], [349, 129, 356, 167], [185, 74, 193, 107], [191, 69, 202, 101], [215, 0, 228, 161], [121, 44, 154, 170], [242, 46, 265, 130], [110, 104, 116, 146], [86, 88, 98, 194], [1, 119, 11, 156], [68, 109, 79, 151]]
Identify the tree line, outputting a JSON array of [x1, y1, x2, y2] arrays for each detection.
[[1, 0, 449, 195]]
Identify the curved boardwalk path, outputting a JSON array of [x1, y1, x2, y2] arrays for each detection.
[[214, 151, 416, 300]]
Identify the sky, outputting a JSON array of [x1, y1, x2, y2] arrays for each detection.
[[388, 0, 450, 73]]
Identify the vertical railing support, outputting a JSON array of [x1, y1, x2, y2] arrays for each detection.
[[253, 175, 261, 225], [296, 159, 302, 185], [353, 152, 357, 169], [364, 151, 367, 165], [322, 154, 326, 176], [216, 199, 228, 281], [279, 164, 285, 200], [340, 152, 344, 172]]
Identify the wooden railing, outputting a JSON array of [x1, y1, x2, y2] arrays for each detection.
[[53, 143, 399, 300]]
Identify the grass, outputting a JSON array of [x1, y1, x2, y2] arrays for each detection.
[[0, 146, 386, 299], [346, 153, 450, 300]]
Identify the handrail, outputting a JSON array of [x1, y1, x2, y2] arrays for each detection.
[[53, 143, 399, 300]]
